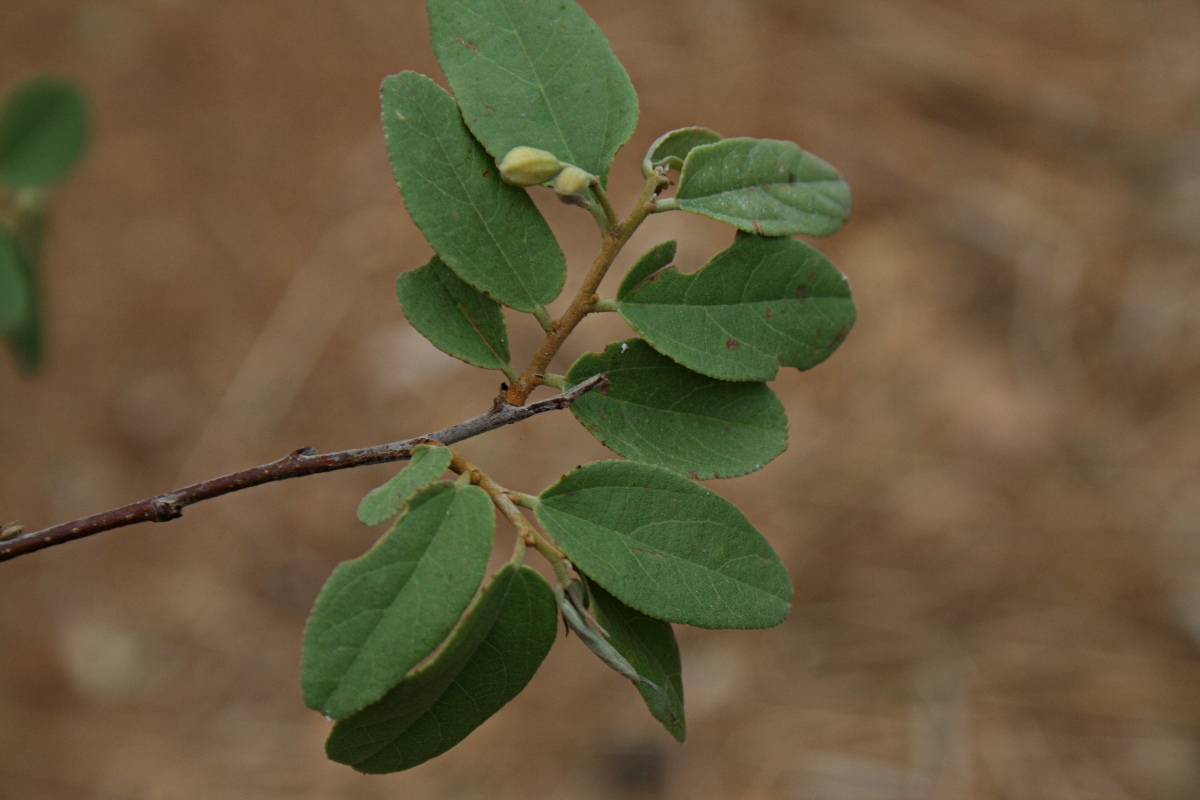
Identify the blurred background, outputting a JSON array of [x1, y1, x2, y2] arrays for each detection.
[[3, 0, 1200, 797]]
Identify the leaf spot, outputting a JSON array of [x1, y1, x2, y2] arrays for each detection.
[[752, 219, 764, 235], [631, 547, 664, 557], [766, 308, 773, 318], [726, 338, 740, 350], [482, 170, 491, 178]]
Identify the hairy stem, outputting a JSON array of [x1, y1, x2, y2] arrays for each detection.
[[0, 375, 607, 563], [450, 452, 570, 586]]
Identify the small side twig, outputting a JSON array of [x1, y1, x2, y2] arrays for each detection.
[[1, 375, 607, 563]]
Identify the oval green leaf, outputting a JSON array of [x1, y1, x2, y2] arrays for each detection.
[[0, 77, 88, 189], [325, 564, 557, 774], [617, 240, 676, 301], [643, 127, 721, 173], [0, 226, 31, 334], [381, 71, 565, 312], [618, 233, 856, 382], [427, 0, 639, 182], [357, 445, 454, 526], [535, 461, 792, 629], [567, 339, 787, 479], [586, 577, 686, 742], [302, 482, 495, 719], [675, 138, 850, 237], [396, 257, 511, 373]]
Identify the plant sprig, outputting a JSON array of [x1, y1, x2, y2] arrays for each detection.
[[3, 0, 857, 775]]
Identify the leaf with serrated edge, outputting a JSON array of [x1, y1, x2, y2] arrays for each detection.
[[427, 0, 638, 182], [302, 482, 494, 719], [536, 460, 792, 629], [396, 257, 511, 372], [617, 240, 676, 301], [381, 71, 565, 312], [644, 127, 721, 173], [357, 445, 454, 526], [567, 339, 787, 479], [586, 577, 686, 742], [675, 137, 850, 237], [0, 77, 88, 189], [618, 233, 855, 382], [326, 565, 557, 774]]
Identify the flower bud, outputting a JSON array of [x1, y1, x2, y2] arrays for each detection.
[[552, 165, 594, 199], [498, 146, 563, 186]]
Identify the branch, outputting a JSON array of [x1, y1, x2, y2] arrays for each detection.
[[0, 375, 608, 563]]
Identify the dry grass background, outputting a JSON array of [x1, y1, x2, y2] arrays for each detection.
[[3, 0, 1200, 797]]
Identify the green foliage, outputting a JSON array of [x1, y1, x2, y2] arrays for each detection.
[[0, 227, 30, 334], [618, 232, 857, 382], [587, 579, 685, 742], [567, 339, 787, 479], [427, 0, 639, 182], [356, 444, 454, 525], [302, 482, 495, 719], [299, 0, 855, 773], [395, 259, 512, 374], [675, 137, 851, 237], [535, 460, 793, 629], [326, 565, 557, 773], [381, 71, 565, 312], [1, 76, 89, 373], [0, 77, 88, 189]]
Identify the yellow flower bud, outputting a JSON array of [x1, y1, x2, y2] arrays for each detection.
[[498, 146, 563, 186], [552, 165, 594, 198]]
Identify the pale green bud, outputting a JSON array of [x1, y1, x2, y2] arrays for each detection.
[[553, 165, 594, 199], [498, 146, 564, 186]]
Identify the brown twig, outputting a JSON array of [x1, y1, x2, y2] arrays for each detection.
[[0, 375, 607, 563]]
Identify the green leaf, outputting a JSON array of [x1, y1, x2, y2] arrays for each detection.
[[396, 257, 511, 373], [427, 0, 639, 182], [0, 226, 30, 334], [567, 339, 787, 479], [535, 460, 792, 629], [586, 578, 686, 742], [618, 233, 855, 382], [302, 482, 495, 719], [617, 240, 676, 301], [0, 77, 88, 189], [326, 564, 557, 774], [643, 127, 721, 173], [381, 71, 565, 312], [357, 445, 455, 526], [675, 138, 850, 237]]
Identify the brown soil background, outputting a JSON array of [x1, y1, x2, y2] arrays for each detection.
[[4, 1, 1200, 797]]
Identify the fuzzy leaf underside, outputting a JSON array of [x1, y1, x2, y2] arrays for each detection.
[[586, 578, 686, 741]]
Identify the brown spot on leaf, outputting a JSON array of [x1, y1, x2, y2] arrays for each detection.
[[690, 471, 700, 480], [631, 547, 663, 557], [766, 308, 773, 318], [482, 170, 491, 178], [807, 271, 816, 283], [796, 285, 807, 300], [752, 220, 764, 235], [726, 338, 740, 350]]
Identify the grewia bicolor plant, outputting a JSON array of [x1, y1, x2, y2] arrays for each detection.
[[0, 0, 855, 774]]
